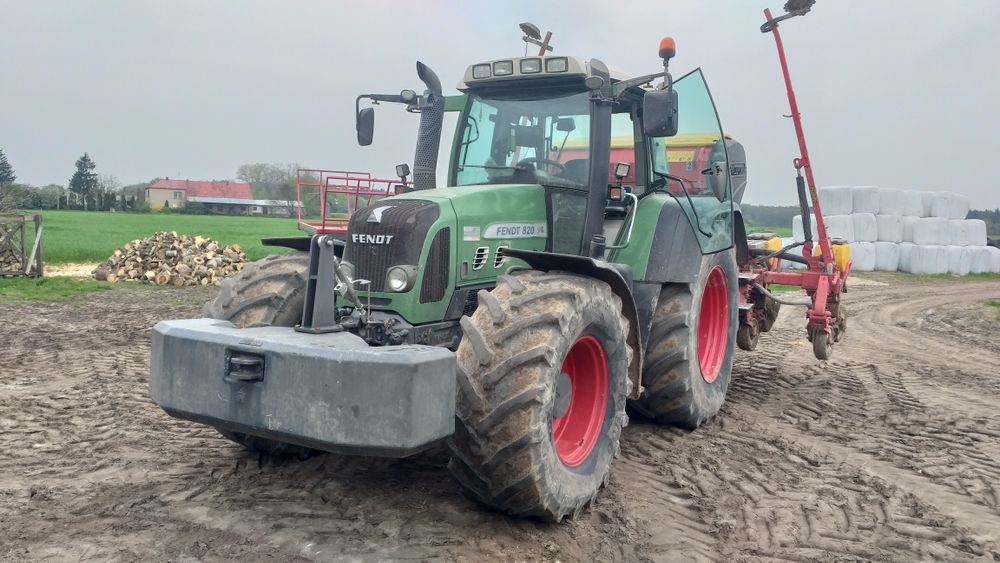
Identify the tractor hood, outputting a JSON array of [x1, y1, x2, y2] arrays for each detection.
[[342, 183, 549, 325]]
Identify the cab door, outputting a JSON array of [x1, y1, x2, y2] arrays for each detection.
[[648, 68, 733, 253]]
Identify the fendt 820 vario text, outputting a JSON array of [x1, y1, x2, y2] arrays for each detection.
[[151, 15, 848, 521]]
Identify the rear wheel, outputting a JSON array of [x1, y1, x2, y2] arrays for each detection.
[[205, 253, 317, 459], [448, 271, 631, 521], [633, 248, 738, 429]]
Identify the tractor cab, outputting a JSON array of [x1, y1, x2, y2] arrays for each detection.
[[445, 50, 741, 260]]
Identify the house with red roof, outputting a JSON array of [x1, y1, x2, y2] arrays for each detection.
[[145, 178, 294, 215]]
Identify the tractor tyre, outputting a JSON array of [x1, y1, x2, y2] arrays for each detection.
[[633, 248, 738, 430], [204, 252, 317, 460], [447, 271, 631, 522]]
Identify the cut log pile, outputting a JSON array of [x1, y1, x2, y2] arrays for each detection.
[[0, 253, 22, 272], [93, 231, 247, 286]]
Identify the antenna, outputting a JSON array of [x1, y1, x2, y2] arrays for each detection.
[[519, 22, 553, 56]]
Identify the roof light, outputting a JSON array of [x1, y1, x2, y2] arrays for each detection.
[[472, 64, 491, 79], [520, 58, 542, 74], [658, 37, 676, 60], [544, 57, 568, 73], [493, 60, 514, 76]]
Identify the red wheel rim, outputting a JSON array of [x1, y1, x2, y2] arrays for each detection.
[[551, 335, 609, 467], [698, 266, 729, 383]]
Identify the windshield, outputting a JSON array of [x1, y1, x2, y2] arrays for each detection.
[[452, 91, 592, 189]]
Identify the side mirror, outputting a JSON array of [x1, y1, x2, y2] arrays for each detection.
[[705, 161, 729, 201], [642, 89, 678, 137], [556, 117, 576, 132], [357, 107, 375, 146]]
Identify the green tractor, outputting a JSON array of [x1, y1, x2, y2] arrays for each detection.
[[150, 37, 755, 521]]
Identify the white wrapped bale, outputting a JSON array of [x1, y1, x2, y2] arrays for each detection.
[[852, 186, 881, 214], [902, 191, 924, 217], [967, 246, 992, 274], [780, 237, 805, 270], [931, 192, 971, 219], [902, 216, 918, 242], [878, 188, 905, 216], [989, 246, 1000, 274], [946, 219, 988, 247], [912, 217, 949, 245], [947, 246, 971, 276], [849, 241, 876, 272], [920, 191, 938, 217], [898, 242, 915, 272], [876, 214, 904, 243], [969, 220, 988, 246], [874, 242, 900, 271], [907, 245, 949, 274], [852, 213, 878, 242], [792, 214, 818, 243], [822, 214, 855, 242], [817, 186, 854, 216], [950, 193, 971, 219]]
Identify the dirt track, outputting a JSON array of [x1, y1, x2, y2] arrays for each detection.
[[2, 275, 999, 562]]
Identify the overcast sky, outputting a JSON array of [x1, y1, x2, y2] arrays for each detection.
[[2, 1, 998, 208]]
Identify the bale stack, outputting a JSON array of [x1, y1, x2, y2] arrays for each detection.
[[791, 187, 999, 274], [93, 231, 247, 286]]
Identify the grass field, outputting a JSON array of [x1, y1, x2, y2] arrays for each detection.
[[0, 277, 112, 302], [24, 211, 791, 266], [26, 210, 302, 264], [747, 224, 792, 237]]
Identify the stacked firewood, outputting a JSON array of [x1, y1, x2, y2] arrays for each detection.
[[0, 254, 23, 273], [93, 231, 247, 286]]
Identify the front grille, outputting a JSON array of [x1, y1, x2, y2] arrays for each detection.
[[420, 228, 450, 303], [343, 200, 439, 292]]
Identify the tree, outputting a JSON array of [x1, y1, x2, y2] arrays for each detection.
[[37, 184, 65, 209], [0, 148, 15, 186], [97, 174, 121, 211], [236, 162, 302, 213], [0, 148, 16, 210], [68, 153, 98, 210]]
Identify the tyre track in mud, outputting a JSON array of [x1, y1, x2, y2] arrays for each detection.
[[1, 277, 999, 561]]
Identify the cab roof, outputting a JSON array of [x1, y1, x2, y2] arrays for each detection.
[[457, 55, 633, 91]]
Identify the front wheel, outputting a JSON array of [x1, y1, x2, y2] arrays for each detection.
[[448, 271, 632, 521]]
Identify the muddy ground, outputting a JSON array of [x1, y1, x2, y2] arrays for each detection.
[[1, 275, 999, 562]]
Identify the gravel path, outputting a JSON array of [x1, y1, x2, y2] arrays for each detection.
[[1, 275, 998, 562]]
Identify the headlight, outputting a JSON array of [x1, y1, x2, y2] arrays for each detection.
[[472, 64, 491, 79], [520, 58, 542, 74], [493, 60, 514, 76], [385, 265, 416, 292], [545, 57, 568, 73]]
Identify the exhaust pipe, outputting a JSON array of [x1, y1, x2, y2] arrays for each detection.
[[412, 62, 444, 190]]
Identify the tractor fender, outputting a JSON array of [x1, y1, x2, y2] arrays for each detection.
[[732, 209, 751, 267], [501, 248, 644, 399], [261, 236, 344, 256], [644, 198, 705, 284]]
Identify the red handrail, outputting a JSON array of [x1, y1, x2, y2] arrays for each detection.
[[296, 169, 408, 234]]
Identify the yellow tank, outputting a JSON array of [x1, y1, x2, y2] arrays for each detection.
[[813, 241, 851, 273], [746, 234, 785, 269]]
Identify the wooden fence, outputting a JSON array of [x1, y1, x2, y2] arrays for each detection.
[[0, 214, 43, 277]]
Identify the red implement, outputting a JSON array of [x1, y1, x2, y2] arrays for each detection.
[[739, 7, 848, 360]]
